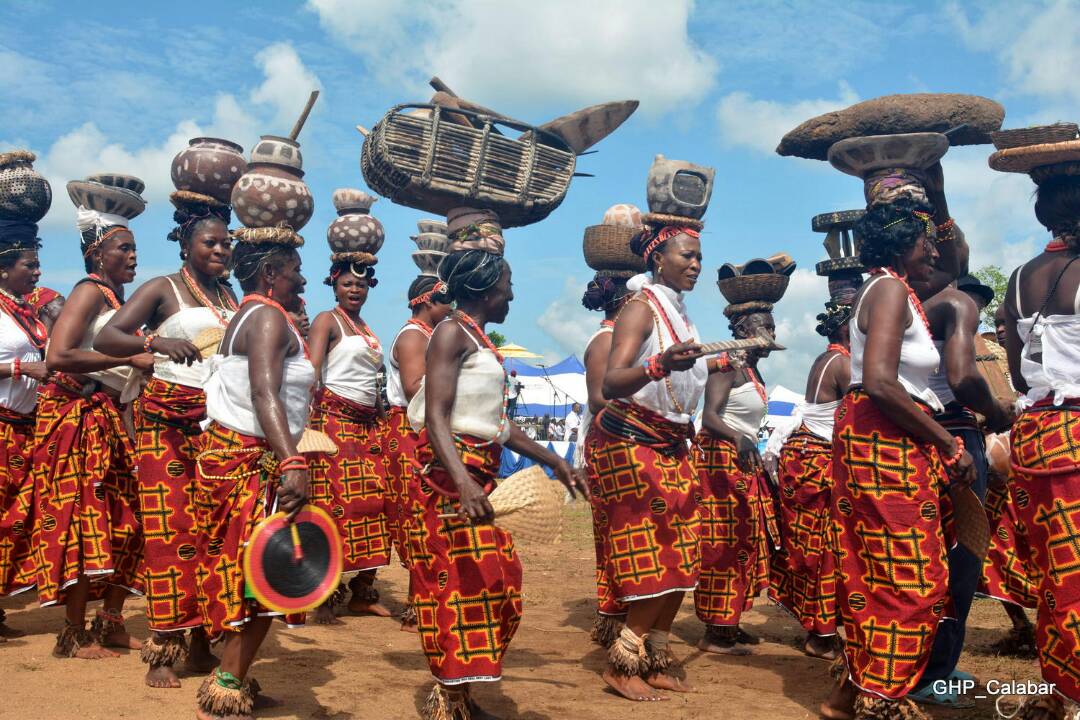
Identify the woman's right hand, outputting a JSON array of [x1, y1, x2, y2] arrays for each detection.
[[945, 447, 976, 487], [128, 352, 156, 373], [736, 434, 763, 475], [19, 361, 50, 382], [278, 468, 309, 521], [151, 337, 203, 366], [661, 341, 703, 373], [456, 474, 495, 525]]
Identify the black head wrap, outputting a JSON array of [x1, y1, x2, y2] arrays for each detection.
[[438, 249, 506, 302]]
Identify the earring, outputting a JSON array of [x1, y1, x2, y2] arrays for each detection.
[[180, 250, 188, 261], [1, 272, 7, 280], [656, 264, 664, 276], [267, 287, 274, 299]]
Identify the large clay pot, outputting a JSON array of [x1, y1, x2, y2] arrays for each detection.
[[601, 203, 641, 227], [171, 137, 247, 204], [326, 189, 384, 256], [250, 135, 303, 170], [645, 154, 715, 219], [0, 150, 51, 222], [232, 135, 313, 231]]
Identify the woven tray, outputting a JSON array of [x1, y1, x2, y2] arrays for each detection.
[[991, 123, 1078, 150], [989, 139, 1080, 174], [717, 273, 789, 305], [583, 224, 646, 272], [361, 104, 576, 228]]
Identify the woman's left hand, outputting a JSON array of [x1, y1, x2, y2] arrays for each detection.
[[947, 450, 976, 487], [553, 459, 587, 499], [736, 435, 763, 475]]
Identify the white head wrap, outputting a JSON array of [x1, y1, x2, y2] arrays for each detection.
[[76, 206, 129, 258]]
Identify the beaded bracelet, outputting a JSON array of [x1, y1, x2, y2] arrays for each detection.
[[643, 353, 668, 381], [142, 334, 157, 353], [11, 359, 20, 379], [942, 436, 965, 469], [714, 352, 735, 374], [277, 454, 309, 474]]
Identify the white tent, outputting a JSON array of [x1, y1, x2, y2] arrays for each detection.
[[505, 356, 587, 418]]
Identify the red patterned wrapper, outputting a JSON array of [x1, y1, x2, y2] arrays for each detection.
[[383, 405, 421, 568], [978, 482, 1037, 608], [0, 407, 37, 595], [583, 421, 627, 616]]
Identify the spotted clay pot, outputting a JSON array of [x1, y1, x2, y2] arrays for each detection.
[[326, 189, 384, 256], [0, 150, 51, 222], [231, 135, 313, 231], [171, 137, 247, 204]]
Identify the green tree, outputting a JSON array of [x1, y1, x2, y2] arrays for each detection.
[[487, 330, 507, 347], [973, 265, 1009, 328]]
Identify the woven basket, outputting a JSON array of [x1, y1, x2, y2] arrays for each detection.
[[361, 104, 575, 228], [950, 485, 990, 561], [298, 428, 339, 455], [991, 123, 1078, 150], [489, 465, 565, 545], [717, 273, 789, 305], [989, 139, 1080, 174], [583, 225, 645, 272], [192, 327, 225, 359]]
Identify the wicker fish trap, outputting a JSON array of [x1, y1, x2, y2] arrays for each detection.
[[361, 104, 576, 228]]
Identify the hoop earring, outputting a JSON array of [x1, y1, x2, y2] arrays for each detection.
[[1, 272, 7, 280]]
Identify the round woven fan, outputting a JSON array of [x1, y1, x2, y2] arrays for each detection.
[[244, 505, 343, 614], [949, 485, 991, 561], [488, 465, 565, 545], [192, 326, 225, 359]]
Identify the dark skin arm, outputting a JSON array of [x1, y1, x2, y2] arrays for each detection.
[[307, 311, 341, 382], [46, 283, 153, 374], [912, 162, 969, 298], [95, 276, 201, 365], [701, 369, 762, 473], [859, 278, 975, 484], [584, 330, 613, 414], [230, 306, 307, 519], [394, 329, 429, 402], [1002, 267, 1030, 395], [504, 424, 586, 496], [602, 298, 701, 400]]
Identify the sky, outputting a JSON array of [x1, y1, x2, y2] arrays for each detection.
[[1, 0, 1077, 394]]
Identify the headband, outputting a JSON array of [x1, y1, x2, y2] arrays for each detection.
[[76, 206, 129, 257], [408, 281, 448, 308], [641, 225, 700, 260], [883, 210, 934, 236]]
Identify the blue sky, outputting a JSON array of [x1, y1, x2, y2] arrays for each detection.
[[2, 0, 1076, 391]]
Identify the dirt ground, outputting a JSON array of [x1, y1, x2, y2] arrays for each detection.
[[0, 502, 1041, 720]]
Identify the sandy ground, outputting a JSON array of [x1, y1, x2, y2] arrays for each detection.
[[0, 502, 1041, 720]]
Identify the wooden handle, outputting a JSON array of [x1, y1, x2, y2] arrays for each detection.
[[429, 76, 457, 97], [289, 90, 320, 141]]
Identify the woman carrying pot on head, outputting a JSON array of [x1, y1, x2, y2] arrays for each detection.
[[578, 270, 634, 648], [306, 253, 393, 624], [822, 196, 975, 720], [193, 231, 310, 719], [409, 210, 584, 720], [694, 269, 784, 656], [0, 220, 51, 640], [999, 169, 1080, 720], [34, 182, 151, 659], [383, 274, 452, 633], [595, 221, 708, 701], [767, 301, 852, 662], [95, 191, 238, 686]]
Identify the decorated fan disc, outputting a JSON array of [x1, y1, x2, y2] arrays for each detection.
[[243, 505, 342, 613]]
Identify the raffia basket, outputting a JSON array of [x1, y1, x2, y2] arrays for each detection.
[[361, 104, 576, 228], [298, 429, 338, 455], [489, 465, 565, 545], [717, 273, 789, 305], [991, 123, 1078, 150], [950, 485, 991, 561], [583, 224, 646, 272]]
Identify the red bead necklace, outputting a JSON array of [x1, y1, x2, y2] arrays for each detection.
[[746, 367, 767, 404], [0, 288, 46, 351], [869, 267, 932, 336], [455, 310, 503, 363], [86, 273, 123, 310], [334, 306, 379, 351], [406, 318, 434, 337], [601, 319, 615, 329], [241, 294, 310, 359], [826, 343, 850, 358], [1046, 239, 1071, 252], [181, 266, 237, 327]]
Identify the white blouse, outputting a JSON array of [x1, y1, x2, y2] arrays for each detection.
[[1014, 263, 1080, 407], [0, 310, 41, 415], [153, 278, 233, 389], [322, 312, 381, 407], [718, 380, 767, 442], [385, 323, 429, 408]]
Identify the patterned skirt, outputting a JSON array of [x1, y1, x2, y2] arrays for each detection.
[[383, 405, 421, 568], [31, 379, 143, 606], [978, 482, 1037, 608], [582, 421, 627, 616], [409, 432, 522, 684], [0, 407, 37, 595], [694, 431, 777, 626], [308, 389, 391, 575], [194, 422, 303, 635], [769, 427, 838, 636], [831, 388, 949, 700], [588, 401, 700, 603], [1009, 399, 1080, 702], [135, 377, 207, 632]]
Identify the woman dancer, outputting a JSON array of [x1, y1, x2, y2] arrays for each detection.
[[767, 301, 851, 661], [35, 180, 150, 659], [95, 191, 236, 685], [823, 197, 974, 720], [1001, 170, 1080, 720], [410, 232, 584, 719], [193, 232, 310, 719], [383, 274, 451, 632], [694, 283, 780, 655], [307, 256, 392, 622]]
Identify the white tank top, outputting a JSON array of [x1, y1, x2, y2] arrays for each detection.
[[850, 274, 943, 412], [386, 322, 430, 408], [1014, 262, 1080, 406], [153, 277, 234, 389], [408, 321, 510, 444], [204, 306, 315, 440], [80, 308, 132, 392], [0, 310, 41, 414], [626, 274, 708, 423], [926, 339, 957, 407], [718, 380, 767, 441], [574, 324, 612, 467], [322, 312, 381, 407]]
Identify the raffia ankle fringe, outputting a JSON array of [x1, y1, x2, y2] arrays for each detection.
[[853, 696, 930, 720], [421, 684, 470, 720], [1015, 694, 1068, 720], [53, 621, 95, 658], [646, 629, 684, 678], [590, 613, 624, 648], [608, 626, 649, 677], [196, 673, 253, 717], [89, 608, 127, 644], [140, 633, 188, 666]]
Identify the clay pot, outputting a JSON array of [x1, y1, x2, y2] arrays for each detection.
[[417, 219, 447, 235], [412, 250, 445, 276], [601, 203, 641, 227], [326, 189, 384, 256], [827, 133, 948, 179], [414, 232, 451, 253], [67, 174, 146, 220], [171, 137, 247, 204], [0, 150, 51, 222], [645, 155, 715, 219], [250, 135, 303, 171]]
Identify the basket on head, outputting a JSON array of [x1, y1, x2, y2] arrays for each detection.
[[717, 273, 790, 305], [991, 123, 1078, 151], [583, 224, 645, 272], [488, 465, 565, 545], [988, 138, 1080, 176]]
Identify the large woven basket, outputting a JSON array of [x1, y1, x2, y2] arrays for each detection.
[[717, 273, 789, 305], [991, 123, 1078, 150], [361, 104, 576, 228], [583, 224, 646, 272], [489, 465, 565, 545]]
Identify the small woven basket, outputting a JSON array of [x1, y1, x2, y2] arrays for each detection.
[[488, 465, 565, 545], [298, 428, 339, 455], [950, 485, 990, 561], [991, 123, 1078, 150], [717, 273, 789, 305], [582, 225, 646, 272]]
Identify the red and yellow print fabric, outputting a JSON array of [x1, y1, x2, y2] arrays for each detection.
[[979, 482, 1037, 609], [0, 409, 37, 595], [582, 423, 627, 616], [383, 405, 421, 568]]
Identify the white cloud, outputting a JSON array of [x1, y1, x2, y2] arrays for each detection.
[[250, 43, 324, 130], [535, 275, 601, 356], [714, 82, 860, 154], [760, 269, 829, 393], [306, 0, 718, 114]]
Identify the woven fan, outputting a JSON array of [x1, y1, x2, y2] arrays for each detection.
[[949, 485, 991, 560], [488, 465, 566, 545], [297, 428, 338, 455], [192, 326, 225, 359]]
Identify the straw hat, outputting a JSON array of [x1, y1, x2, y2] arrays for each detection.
[[488, 465, 565, 545]]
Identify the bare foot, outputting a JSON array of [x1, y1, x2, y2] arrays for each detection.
[[646, 672, 694, 693], [804, 633, 840, 661], [400, 618, 418, 633], [603, 670, 669, 701], [185, 631, 220, 674], [145, 664, 182, 688], [102, 628, 142, 650], [347, 599, 392, 617], [0, 623, 25, 639], [58, 641, 119, 660], [697, 636, 752, 655], [819, 678, 856, 720], [312, 603, 343, 625]]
